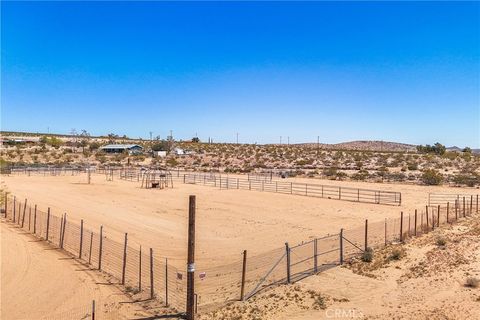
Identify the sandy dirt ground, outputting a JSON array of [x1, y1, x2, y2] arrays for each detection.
[[0, 220, 149, 320], [199, 214, 480, 320], [2, 173, 476, 270]]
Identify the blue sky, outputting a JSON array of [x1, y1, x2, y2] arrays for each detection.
[[2, 1, 479, 147]]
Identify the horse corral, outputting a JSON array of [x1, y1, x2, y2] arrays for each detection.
[[141, 167, 174, 189]]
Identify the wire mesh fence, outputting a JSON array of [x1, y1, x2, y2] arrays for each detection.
[[1, 191, 478, 316]]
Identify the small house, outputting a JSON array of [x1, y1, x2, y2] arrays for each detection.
[[100, 144, 143, 155]]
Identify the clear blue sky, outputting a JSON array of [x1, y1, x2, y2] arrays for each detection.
[[2, 1, 479, 147]]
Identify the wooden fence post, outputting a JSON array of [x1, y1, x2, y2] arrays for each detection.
[[476, 195, 479, 213], [313, 238, 318, 273], [4, 192, 7, 218], [98, 226, 103, 270], [364, 219, 368, 251], [425, 206, 429, 231], [455, 200, 458, 220], [431, 210, 435, 231], [139, 246, 142, 291], [463, 197, 466, 217], [240, 250, 247, 301], [92, 300, 95, 320], [59, 215, 64, 247], [400, 212, 404, 242], [13, 196, 16, 222], [46, 208, 51, 241], [285, 242, 291, 284], [165, 257, 169, 306], [21, 199, 27, 228], [17, 202, 21, 225], [28, 207, 32, 231], [408, 213, 411, 237], [414, 209, 417, 236], [150, 248, 154, 299], [33, 205, 37, 234], [470, 195, 473, 215], [79, 220, 84, 259], [61, 213, 67, 248], [446, 202, 449, 223], [437, 205, 440, 227], [186, 195, 196, 320], [88, 232, 93, 264], [122, 233, 128, 285], [384, 218, 387, 246], [339, 229, 344, 265]]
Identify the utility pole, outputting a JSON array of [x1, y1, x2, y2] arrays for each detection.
[[236, 132, 239, 144], [280, 136, 282, 145], [186, 195, 196, 320], [287, 136, 289, 145], [149, 131, 153, 142]]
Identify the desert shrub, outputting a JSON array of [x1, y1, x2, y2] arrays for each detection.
[[361, 247, 374, 262], [323, 167, 337, 178], [351, 170, 369, 181], [421, 169, 443, 185], [417, 143, 446, 155], [436, 237, 447, 247], [453, 173, 480, 187], [407, 162, 418, 171], [465, 277, 479, 288], [389, 248, 404, 261]]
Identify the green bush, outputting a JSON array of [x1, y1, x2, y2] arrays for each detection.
[[421, 169, 443, 185], [361, 247, 374, 262]]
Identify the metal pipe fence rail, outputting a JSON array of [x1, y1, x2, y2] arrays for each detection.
[[183, 174, 402, 206], [428, 193, 479, 207], [1, 194, 187, 313], [7, 166, 87, 176]]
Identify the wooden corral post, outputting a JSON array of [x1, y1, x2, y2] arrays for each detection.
[[414, 210, 417, 236], [61, 213, 67, 248], [384, 218, 387, 246], [79, 220, 84, 259], [339, 229, 344, 265], [425, 206, 429, 231], [33, 205, 37, 234], [431, 211, 435, 231], [399, 212, 404, 242], [463, 197, 466, 217], [446, 202, 449, 223], [4, 192, 7, 218], [21, 199, 27, 228], [285, 242, 291, 284], [408, 213, 411, 237], [46, 208, 51, 241], [165, 257, 169, 306], [28, 207, 32, 231], [470, 195, 473, 215], [364, 219, 368, 251], [88, 232, 93, 264], [437, 205, 440, 227], [59, 215, 64, 247], [138, 246, 142, 291], [122, 233, 128, 285], [455, 199, 459, 220], [240, 250, 247, 301], [98, 226, 103, 270], [92, 300, 95, 320], [13, 196, 16, 222], [313, 238, 318, 273], [150, 248, 154, 299], [186, 195, 196, 320]]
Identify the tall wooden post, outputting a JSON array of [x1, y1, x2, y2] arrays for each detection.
[[122, 233, 128, 285], [79, 220, 84, 259], [59, 215, 64, 247], [98, 226, 103, 270], [46, 208, 51, 241], [138, 246, 142, 291], [165, 257, 169, 306], [463, 197, 466, 217], [4, 192, 7, 218], [399, 212, 404, 242], [28, 207, 32, 231], [476, 195, 479, 213], [33, 205, 37, 234], [364, 219, 368, 251], [313, 238, 318, 273], [92, 300, 95, 320], [186, 195, 196, 320], [61, 213, 67, 248], [339, 229, 344, 265], [414, 209, 417, 236], [21, 199, 27, 228], [150, 248, 154, 299], [240, 250, 247, 301], [88, 232, 93, 264], [470, 195, 473, 215], [455, 200, 458, 220], [285, 242, 291, 284], [437, 205, 440, 227], [425, 206, 429, 231], [446, 202, 449, 223], [13, 196, 16, 222], [431, 211, 435, 231]]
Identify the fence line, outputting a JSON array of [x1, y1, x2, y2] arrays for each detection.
[[182, 173, 402, 206], [2, 190, 478, 315]]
